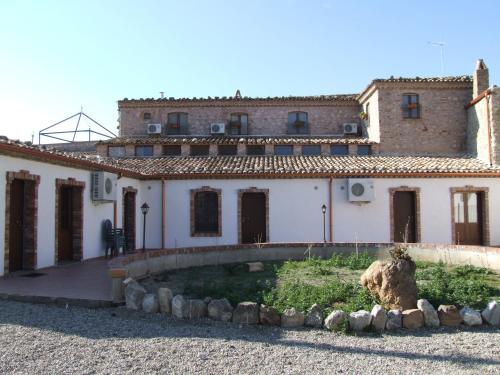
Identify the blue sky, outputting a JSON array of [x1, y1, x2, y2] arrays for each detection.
[[0, 0, 499, 142]]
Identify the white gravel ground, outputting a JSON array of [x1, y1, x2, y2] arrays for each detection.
[[0, 300, 498, 374]]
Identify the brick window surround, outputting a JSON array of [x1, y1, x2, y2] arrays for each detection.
[[450, 186, 490, 246], [122, 186, 138, 251], [190, 187, 222, 237], [54, 178, 85, 264], [237, 188, 270, 244], [389, 187, 421, 243], [4, 170, 40, 274]]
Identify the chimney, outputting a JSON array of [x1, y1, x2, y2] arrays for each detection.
[[473, 59, 489, 98]]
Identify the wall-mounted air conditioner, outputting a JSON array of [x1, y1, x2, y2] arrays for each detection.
[[343, 123, 358, 135], [347, 178, 374, 202], [147, 123, 162, 134], [210, 123, 225, 135], [91, 171, 117, 202]]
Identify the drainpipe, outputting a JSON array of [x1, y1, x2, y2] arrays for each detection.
[[328, 177, 333, 243], [113, 200, 117, 229], [485, 92, 493, 166], [161, 179, 166, 249]]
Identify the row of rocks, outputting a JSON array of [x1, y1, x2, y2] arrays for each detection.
[[124, 279, 500, 332]]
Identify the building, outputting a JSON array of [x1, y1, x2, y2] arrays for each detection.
[[1, 60, 499, 276]]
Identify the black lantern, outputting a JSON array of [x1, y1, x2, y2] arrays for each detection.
[[141, 203, 149, 251], [321, 204, 327, 243]]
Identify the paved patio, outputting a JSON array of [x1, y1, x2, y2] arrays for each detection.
[[0, 258, 113, 307]]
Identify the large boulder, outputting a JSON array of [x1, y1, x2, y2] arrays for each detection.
[[158, 288, 173, 314], [417, 299, 440, 328], [385, 310, 403, 330], [232, 302, 259, 324], [142, 293, 159, 313], [324, 310, 346, 331], [281, 308, 305, 328], [259, 305, 281, 326], [481, 301, 500, 325], [186, 299, 207, 319], [402, 309, 424, 329], [360, 259, 418, 310], [460, 307, 483, 326], [348, 310, 371, 332], [370, 305, 387, 332], [438, 305, 462, 327], [123, 278, 147, 310], [208, 298, 234, 322], [172, 295, 189, 319], [305, 304, 324, 328]]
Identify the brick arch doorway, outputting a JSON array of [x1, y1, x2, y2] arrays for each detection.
[[123, 187, 137, 252], [238, 188, 269, 244]]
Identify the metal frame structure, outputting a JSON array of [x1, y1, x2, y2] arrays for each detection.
[[38, 111, 116, 144]]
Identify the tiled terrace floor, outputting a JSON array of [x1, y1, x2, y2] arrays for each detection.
[[0, 258, 112, 306]]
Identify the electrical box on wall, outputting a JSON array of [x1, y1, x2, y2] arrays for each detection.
[[91, 171, 117, 202], [347, 178, 375, 203]]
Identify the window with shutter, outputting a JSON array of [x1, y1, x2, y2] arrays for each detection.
[[287, 112, 309, 134], [402, 94, 420, 119], [194, 192, 219, 233], [302, 145, 321, 155], [162, 145, 182, 156], [190, 145, 210, 156], [275, 145, 294, 155], [135, 145, 153, 157], [331, 145, 349, 156], [247, 145, 265, 155], [229, 113, 249, 135], [167, 112, 189, 134]]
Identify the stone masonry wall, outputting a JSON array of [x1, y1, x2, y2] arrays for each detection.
[[466, 96, 490, 163], [119, 103, 361, 137], [376, 87, 471, 154], [490, 88, 500, 165]]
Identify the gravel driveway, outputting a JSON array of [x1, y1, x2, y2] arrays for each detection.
[[0, 300, 498, 374]]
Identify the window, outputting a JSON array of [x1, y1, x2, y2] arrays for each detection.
[[218, 145, 237, 156], [275, 145, 294, 155], [331, 145, 348, 155], [302, 145, 321, 156], [135, 145, 153, 157], [192, 189, 220, 236], [190, 145, 210, 156], [357, 145, 372, 155], [402, 94, 420, 119], [162, 145, 181, 156], [108, 146, 126, 157], [247, 145, 265, 155], [229, 113, 248, 135], [167, 112, 188, 135], [287, 111, 309, 134], [143, 112, 152, 120]]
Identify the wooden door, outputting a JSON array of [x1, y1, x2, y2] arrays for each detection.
[[454, 192, 483, 245], [123, 192, 136, 252], [9, 179, 25, 272], [58, 186, 74, 262], [393, 191, 416, 243], [241, 193, 266, 244]]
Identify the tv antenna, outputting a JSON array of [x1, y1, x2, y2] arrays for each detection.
[[428, 41, 445, 76]]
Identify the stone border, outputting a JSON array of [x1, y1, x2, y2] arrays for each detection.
[[54, 178, 85, 264], [450, 186, 490, 245], [237, 187, 270, 244], [4, 170, 40, 274], [190, 186, 222, 237], [389, 187, 421, 243]]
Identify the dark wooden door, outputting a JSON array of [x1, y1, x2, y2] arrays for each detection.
[[241, 193, 266, 244], [9, 179, 25, 272], [123, 192, 136, 252], [454, 192, 483, 245], [393, 191, 416, 243], [58, 187, 74, 262]]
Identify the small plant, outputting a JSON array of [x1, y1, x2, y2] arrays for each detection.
[[389, 245, 412, 262]]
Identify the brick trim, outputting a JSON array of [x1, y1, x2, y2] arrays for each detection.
[[4, 170, 40, 274], [450, 186, 490, 246], [122, 186, 138, 251], [54, 178, 85, 263], [190, 186, 222, 237], [389, 187, 421, 243], [237, 187, 270, 244]]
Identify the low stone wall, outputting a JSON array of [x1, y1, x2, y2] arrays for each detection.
[[108, 242, 500, 302]]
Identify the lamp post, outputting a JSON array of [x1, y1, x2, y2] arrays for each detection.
[[141, 202, 149, 252], [321, 204, 327, 243]]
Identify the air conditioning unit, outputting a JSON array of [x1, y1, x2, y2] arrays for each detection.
[[210, 123, 225, 135], [343, 123, 358, 135], [91, 171, 117, 202], [347, 178, 375, 202], [147, 123, 162, 134]]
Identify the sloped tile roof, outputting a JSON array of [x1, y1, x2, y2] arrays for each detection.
[[99, 136, 376, 146]]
